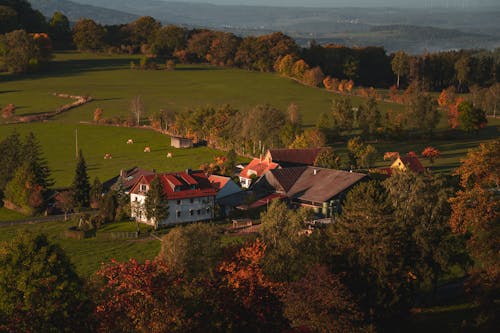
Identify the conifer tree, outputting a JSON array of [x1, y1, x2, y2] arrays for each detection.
[[144, 177, 169, 229], [72, 149, 90, 209], [22, 132, 53, 189]]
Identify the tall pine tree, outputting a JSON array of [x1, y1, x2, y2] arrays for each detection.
[[72, 149, 90, 209], [22, 132, 53, 189], [144, 177, 169, 229]]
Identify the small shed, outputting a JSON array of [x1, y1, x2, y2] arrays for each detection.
[[170, 136, 194, 148]]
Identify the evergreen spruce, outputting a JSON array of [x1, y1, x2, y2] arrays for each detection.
[[72, 150, 90, 209], [22, 132, 53, 189], [144, 177, 169, 229]]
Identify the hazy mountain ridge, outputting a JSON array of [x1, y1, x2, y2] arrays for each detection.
[[29, 0, 500, 53], [29, 0, 138, 25]]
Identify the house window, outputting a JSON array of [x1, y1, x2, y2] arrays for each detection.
[[197, 209, 201, 215], [140, 184, 147, 192], [176, 200, 181, 205], [176, 211, 181, 218], [206, 207, 211, 214], [190, 210, 194, 216], [190, 198, 194, 203]]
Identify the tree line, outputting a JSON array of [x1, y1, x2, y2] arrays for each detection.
[[1, 139, 498, 332], [1, 0, 499, 92]]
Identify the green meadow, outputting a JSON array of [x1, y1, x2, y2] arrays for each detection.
[[1, 51, 402, 126], [0, 220, 161, 277], [0, 123, 221, 187], [0, 51, 498, 184]]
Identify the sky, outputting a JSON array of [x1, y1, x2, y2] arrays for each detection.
[[159, 0, 498, 8]]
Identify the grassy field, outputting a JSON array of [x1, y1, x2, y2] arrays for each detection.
[[0, 123, 222, 187], [0, 220, 161, 277], [0, 51, 498, 179], [0, 51, 403, 126], [0, 207, 27, 221]]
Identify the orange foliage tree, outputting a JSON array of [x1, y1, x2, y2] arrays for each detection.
[[421, 146, 441, 164], [93, 108, 103, 123], [383, 151, 400, 161], [449, 139, 499, 279]]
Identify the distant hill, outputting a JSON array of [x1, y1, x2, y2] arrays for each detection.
[[29, 0, 138, 25]]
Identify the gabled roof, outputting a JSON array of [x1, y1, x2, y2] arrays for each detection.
[[287, 167, 367, 203], [267, 148, 326, 166], [266, 167, 307, 193], [239, 158, 279, 179], [130, 171, 217, 200], [103, 167, 155, 192], [393, 156, 425, 173], [208, 175, 231, 190]]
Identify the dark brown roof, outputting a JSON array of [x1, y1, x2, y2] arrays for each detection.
[[287, 167, 367, 203], [266, 167, 307, 193], [103, 167, 156, 193], [267, 148, 326, 166]]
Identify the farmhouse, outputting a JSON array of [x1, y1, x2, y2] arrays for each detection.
[[254, 166, 367, 216], [130, 170, 217, 227], [238, 157, 280, 189], [171, 136, 194, 148], [103, 167, 155, 194], [391, 155, 425, 173], [264, 148, 327, 167], [209, 174, 245, 215]]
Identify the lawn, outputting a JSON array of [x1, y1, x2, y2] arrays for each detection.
[[0, 207, 27, 221], [0, 122, 222, 187], [0, 51, 403, 126], [0, 220, 161, 277]]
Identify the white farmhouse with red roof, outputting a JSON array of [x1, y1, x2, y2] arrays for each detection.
[[238, 157, 279, 189], [130, 170, 217, 226]]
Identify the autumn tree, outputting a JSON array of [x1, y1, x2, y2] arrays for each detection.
[[357, 97, 381, 139], [151, 25, 187, 58], [405, 88, 440, 136], [282, 265, 367, 333], [455, 55, 471, 93], [128, 16, 161, 48], [48, 11, 71, 49], [0, 29, 38, 73], [0, 131, 23, 193], [216, 239, 290, 332], [72, 149, 91, 209], [56, 190, 74, 221], [458, 101, 487, 134], [94, 259, 186, 333], [331, 96, 355, 133], [314, 147, 341, 169], [391, 50, 409, 88], [93, 107, 103, 123], [130, 95, 144, 126], [1, 103, 15, 119], [4, 163, 38, 214], [144, 177, 169, 229], [291, 59, 310, 79], [302, 66, 325, 87], [275, 54, 295, 76], [159, 223, 222, 279], [72, 19, 106, 52], [89, 177, 102, 209], [0, 232, 90, 332], [421, 146, 441, 164]]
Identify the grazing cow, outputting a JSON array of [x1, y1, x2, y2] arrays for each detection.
[[104, 153, 112, 159], [144, 146, 151, 153], [127, 139, 134, 144], [167, 152, 172, 158]]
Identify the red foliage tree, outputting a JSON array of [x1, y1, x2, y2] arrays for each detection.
[[94, 259, 187, 333], [421, 146, 441, 164]]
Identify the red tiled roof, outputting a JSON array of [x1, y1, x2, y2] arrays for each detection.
[[399, 156, 425, 173], [239, 158, 279, 179], [267, 148, 326, 165], [131, 171, 217, 200], [208, 175, 231, 190]]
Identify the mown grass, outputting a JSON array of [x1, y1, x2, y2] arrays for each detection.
[[0, 207, 27, 221], [0, 51, 403, 126], [0, 220, 161, 277], [0, 122, 222, 187]]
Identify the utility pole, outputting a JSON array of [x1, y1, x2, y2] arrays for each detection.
[[75, 128, 78, 158]]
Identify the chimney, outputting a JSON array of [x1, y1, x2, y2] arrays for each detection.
[[186, 168, 192, 175], [120, 169, 127, 178], [313, 169, 318, 175]]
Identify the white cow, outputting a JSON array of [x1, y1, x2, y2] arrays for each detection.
[[144, 146, 151, 153]]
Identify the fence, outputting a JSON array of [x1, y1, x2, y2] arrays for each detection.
[[96, 231, 139, 240], [0, 214, 69, 227]]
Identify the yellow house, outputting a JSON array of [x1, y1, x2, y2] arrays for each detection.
[[391, 155, 425, 173]]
